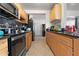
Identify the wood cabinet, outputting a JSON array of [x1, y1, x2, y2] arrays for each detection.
[[0, 38, 8, 56], [57, 42, 72, 56], [74, 39, 79, 56], [14, 3, 28, 24], [50, 4, 62, 21], [26, 32, 32, 49], [46, 32, 72, 56]]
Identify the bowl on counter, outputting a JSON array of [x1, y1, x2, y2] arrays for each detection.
[[0, 30, 4, 38], [27, 28, 31, 31]]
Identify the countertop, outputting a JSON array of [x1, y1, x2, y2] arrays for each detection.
[[47, 31, 79, 39], [0, 31, 31, 39]]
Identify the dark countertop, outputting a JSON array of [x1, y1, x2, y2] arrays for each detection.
[[0, 36, 9, 40], [0, 31, 31, 39], [47, 31, 79, 39]]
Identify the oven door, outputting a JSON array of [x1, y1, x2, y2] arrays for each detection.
[[10, 34, 26, 56]]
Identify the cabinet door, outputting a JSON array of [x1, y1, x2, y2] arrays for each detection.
[[51, 33, 72, 48], [14, 3, 23, 17], [46, 32, 58, 55], [21, 10, 28, 21], [74, 39, 79, 56], [46, 32, 72, 56], [50, 8, 55, 21], [50, 4, 62, 21], [46, 32, 53, 48], [51, 38, 57, 55], [0, 39, 8, 56], [58, 41, 72, 56], [54, 4, 62, 19], [14, 3, 28, 23], [0, 47, 8, 56], [54, 34, 72, 56], [46, 37, 51, 48], [29, 32, 32, 47], [58, 35, 72, 48], [26, 32, 32, 49], [46, 32, 51, 47]]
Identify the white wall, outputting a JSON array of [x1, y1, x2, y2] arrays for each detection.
[[25, 10, 52, 28], [61, 3, 67, 28], [67, 11, 79, 16], [61, 3, 79, 28], [25, 4, 79, 29], [31, 14, 46, 36]]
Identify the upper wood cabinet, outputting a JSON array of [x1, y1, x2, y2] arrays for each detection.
[[50, 4, 62, 21], [14, 3, 28, 24]]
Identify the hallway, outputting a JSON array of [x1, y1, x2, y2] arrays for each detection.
[[26, 37, 54, 56]]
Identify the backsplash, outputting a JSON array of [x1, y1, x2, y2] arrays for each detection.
[[0, 16, 7, 24], [51, 20, 61, 27], [0, 15, 18, 28]]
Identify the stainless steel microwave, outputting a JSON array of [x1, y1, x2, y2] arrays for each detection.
[[0, 3, 18, 17]]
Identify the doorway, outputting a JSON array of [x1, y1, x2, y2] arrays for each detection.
[[30, 14, 46, 37]]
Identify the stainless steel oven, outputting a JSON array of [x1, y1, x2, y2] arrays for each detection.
[[8, 33, 26, 56]]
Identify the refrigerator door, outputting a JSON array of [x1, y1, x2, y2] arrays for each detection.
[[75, 16, 79, 29]]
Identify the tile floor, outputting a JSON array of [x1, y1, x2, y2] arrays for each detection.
[[26, 37, 54, 56]]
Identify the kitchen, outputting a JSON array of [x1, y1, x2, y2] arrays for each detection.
[[0, 3, 31, 56], [0, 3, 79, 56]]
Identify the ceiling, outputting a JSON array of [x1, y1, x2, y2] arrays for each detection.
[[67, 3, 79, 10], [21, 3, 79, 10], [21, 3, 54, 10], [31, 14, 46, 19]]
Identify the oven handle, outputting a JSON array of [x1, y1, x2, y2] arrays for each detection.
[[11, 34, 25, 41]]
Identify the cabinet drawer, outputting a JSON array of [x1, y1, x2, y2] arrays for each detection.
[[51, 33, 72, 48], [58, 42, 72, 56], [58, 35, 72, 48], [58, 40, 72, 48], [46, 32, 73, 56]]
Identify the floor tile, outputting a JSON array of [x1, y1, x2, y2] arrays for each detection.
[[26, 37, 54, 56]]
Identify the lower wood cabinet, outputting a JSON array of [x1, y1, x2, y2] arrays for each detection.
[[57, 42, 72, 56], [0, 38, 8, 56], [26, 32, 32, 49], [46, 32, 73, 56], [74, 39, 79, 56], [0, 47, 8, 56]]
